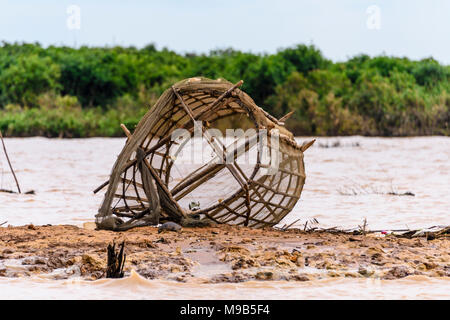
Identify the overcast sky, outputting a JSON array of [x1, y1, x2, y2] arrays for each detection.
[[0, 0, 449, 64]]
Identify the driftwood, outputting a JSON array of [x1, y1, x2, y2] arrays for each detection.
[[95, 77, 313, 231], [106, 242, 126, 278], [277, 219, 449, 240]]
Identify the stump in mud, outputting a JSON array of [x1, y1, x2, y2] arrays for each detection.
[[106, 242, 126, 278]]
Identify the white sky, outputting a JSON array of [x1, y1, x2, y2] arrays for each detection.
[[0, 0, 449, 64]]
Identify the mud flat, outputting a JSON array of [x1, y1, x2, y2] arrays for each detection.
[[0, 224, 448, 283]]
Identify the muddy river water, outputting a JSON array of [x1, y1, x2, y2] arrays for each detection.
[[0, 136, 448, 299]]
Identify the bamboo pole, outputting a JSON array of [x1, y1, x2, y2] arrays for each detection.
[[196, 80, 244, 120], [278, 111, 294, 123], [300, 139, 316, 152], [93, 180, 109, 194], [120, 123, 131, 139], [0, 130, 21, 193]]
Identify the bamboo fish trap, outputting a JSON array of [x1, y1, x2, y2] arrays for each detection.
[[95, 77, 314, 231]]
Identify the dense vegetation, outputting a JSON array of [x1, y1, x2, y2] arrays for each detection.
[[0, 42, 448, 137]]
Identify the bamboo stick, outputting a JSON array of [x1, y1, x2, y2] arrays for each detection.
[[196, 80, 244, 120], [120, 123, 132, 139], [93, 180, 109, 194], [278, 111, 294, 122], [300, 139, 316, 152], [0, 130, 21, 194], [142, 157, 186, 218], [113, 194, 150, 202]]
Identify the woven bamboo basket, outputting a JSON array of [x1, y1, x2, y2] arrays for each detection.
[[95, 77, 314, 230]]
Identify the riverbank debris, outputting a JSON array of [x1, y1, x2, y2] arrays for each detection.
[[106, 241, 126, 278], [277, 219, 449, 240], [338, 181, 415, 197], [95, 77, 313, 231]]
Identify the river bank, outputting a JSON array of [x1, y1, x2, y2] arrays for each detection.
[[1, 224, 448, 283], [0, 137, 449, 299]]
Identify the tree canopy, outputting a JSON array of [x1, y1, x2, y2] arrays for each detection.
[[0, 42, 448, 137]]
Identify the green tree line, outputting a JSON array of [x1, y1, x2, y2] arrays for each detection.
[[0, 42, 448, 137]]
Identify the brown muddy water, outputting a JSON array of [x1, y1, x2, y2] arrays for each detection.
[[0, 136, 449, 299], [1, 272, 448, 299]]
